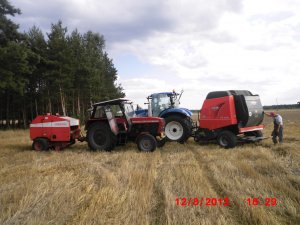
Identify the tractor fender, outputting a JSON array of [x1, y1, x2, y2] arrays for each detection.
[[85, 119, 108, 131], [159, 108, 192, 118]]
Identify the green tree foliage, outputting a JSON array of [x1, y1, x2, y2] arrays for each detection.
[[0, 0, 33, 128], [0, 0, 21, 46], [0, 1, 124, 128]]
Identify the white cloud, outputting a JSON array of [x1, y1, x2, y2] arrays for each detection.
[[115, 0, 300, 108], [10, 0, 300, 108]]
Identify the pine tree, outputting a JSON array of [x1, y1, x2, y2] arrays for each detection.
[[0, 0, 33, 128], [0, 1, 125, 128]]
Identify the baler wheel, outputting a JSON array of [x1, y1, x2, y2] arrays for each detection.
[[217, 130, 237, 148], [137, 134, 157, 152], [32, 138, 49, 151], [245, 130, 263, 137]]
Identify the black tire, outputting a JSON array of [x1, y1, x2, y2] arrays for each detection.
[[244, 130, 263, 137], [253, 130, 263, 137], [217, 130, 237, 148], [70, 139, 76, 145], [32, 138, 49, 151], [156, 137, 167, 148], [87, 122, 116, 151], [137, 134, 157, 152], [194, 129, 203, 142], [184, 117, 193, 141], [164, 115, 192, 142]]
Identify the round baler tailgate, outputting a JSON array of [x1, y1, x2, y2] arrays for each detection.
[[234, 95, 264, 127]]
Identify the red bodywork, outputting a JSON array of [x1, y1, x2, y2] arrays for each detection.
[[87, 117, 165, 135], [30, 114, 81, 143], [130, 117, 165, 134], [200, 96, 237, 130], [199, 95, 263, 133], [239, 125, 264, 133]]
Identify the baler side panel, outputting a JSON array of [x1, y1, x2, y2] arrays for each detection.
[[199, 96, 237, 130], [30, 115, 71, 141]]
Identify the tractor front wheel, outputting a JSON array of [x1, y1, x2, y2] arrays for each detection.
[[87, 122, 116, 151], [137, 134, 157, 152], [165, 116, 191, 142], [32, 138, 49, 151], [217, 130, 237, 148]]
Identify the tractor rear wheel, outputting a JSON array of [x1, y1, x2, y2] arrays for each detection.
[[217, 130, 237, 148], [32, 138, 49, 151], [137, 134, 157, 152], [165, 116, 191, 142], [87, 122, 116, 151]]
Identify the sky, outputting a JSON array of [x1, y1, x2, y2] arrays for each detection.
[[10, 0, 300, 109]]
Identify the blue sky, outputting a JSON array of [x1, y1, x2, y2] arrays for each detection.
[[10, 0, 300, 109]]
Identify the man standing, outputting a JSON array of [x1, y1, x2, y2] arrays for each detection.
[[264, 112, 283, 144]]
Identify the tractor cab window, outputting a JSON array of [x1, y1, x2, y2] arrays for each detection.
[[110, 105, 123, 117], [123, 103, 135, 118], [94, 105, 122, 118], [151, 94, 171, 116], [94, 106, 105, 118], [172, 95, 180, 107]]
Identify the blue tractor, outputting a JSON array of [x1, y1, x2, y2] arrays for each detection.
[[136, 91, 193, 142]]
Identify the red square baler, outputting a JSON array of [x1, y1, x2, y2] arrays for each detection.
[[30, 114, 82, 150]]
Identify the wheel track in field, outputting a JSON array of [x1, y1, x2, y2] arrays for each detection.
[[189, 147, 252, 225], [150, 151, 167, 225], [64, 156, 122, 225]]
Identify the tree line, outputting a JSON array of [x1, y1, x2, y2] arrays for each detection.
[[0, 0, 124, 128], [263, 104, 300, 110]]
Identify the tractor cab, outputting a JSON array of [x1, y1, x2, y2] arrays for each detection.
[[91, 99, 132, 119], [147, 91, 181, 117], [88, 99, 135, 134]]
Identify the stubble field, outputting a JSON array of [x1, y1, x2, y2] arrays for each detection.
[[0, 110, 299, 225]]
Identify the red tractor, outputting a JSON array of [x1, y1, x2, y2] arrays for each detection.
[[193, 90, 265, 148], [30, 114, 83, 150], [85, 98, 165, 151]]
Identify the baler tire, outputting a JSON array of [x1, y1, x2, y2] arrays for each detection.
[[32, 138, 49, 151], [87, 122, 116, 151], [70, 139, 76, 145], [244, 130, 263, 137], [253, 130, 263, 142], [137, 134, 157, 152], [254, 130, 263, 138], [217, 130, 237, 148], [165, 115, 192, 142]]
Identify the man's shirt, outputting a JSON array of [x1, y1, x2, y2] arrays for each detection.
[[274, 115, 283, 126]]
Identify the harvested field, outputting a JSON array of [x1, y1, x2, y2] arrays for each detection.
[[0, 109, 299, 225]]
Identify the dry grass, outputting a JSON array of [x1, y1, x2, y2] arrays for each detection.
[[0, 109, 299, 225]]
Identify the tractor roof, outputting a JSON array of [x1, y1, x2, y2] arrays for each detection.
[[206, 90, 254, 99], [93, 98, 130, 107], [150, 92, 176, 97]]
